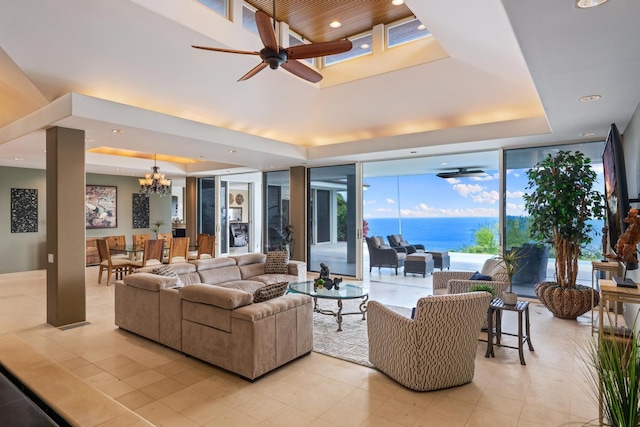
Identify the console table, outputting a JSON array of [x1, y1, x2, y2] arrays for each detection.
[[591, 261, 623, 335]]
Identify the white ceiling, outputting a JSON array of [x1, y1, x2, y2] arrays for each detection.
[[0, 0, 638, 180]]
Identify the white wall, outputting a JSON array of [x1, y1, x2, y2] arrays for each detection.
[[622, 101, 640, 332]]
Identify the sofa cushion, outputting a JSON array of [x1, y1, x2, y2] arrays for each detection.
[[196, 264, 243, 286], [248, 273, 300, 286], [215, 280, 266, 294], [233, 253, 267, 266], [265, 251, 289, 274], [179, 284, 253, 309], [152, 265, 184, 287], [253, 282, 288, 303], [123, 272, 178, 291]]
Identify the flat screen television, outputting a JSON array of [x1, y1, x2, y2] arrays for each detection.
[[602, 123, 632, 258]]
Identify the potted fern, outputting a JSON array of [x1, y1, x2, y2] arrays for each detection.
[[523, 150, 604, 318]]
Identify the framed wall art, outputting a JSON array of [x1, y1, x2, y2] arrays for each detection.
[[11, 188, 38, 233], [85, 185, 117, 229], [132, 193, 150, 228]]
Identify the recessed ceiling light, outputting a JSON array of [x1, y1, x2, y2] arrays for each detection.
[[579, 95, 601, 102], [410, 151, 417, 154], [417, 24, 426, 30], [111, 129, 124, 134], [329, 21, 341, 28], [14, 157, 24, 161], [196, 155, 205, 159], [392, 0, 404, 5], [576, 0, 608, 8], [229, 150, 237, 154], [85, 138, 94, 142], [441, 162, 448, 165], [360, 43, 370, 49], [580, 132, 596, 137]]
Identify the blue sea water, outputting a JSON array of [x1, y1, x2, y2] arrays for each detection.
[[366, 217, 498, 252], [366, 217, 605, 252]]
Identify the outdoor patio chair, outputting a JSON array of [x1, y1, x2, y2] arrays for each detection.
[[366, 236, 406, 275], [432, 257, 509, 296], [387, 234, 425, 254], [368, 291, 492, 391]]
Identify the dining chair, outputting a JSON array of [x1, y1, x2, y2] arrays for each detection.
[[96, 238, 131, 285], [165, 236, 190, 264], [188, 234, 215, 260], [104, 235, 128, 259], [131, 239, 165, 269], [132, 233, 150, 261]]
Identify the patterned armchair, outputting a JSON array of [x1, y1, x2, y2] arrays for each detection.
[[366, 236, 406, 275], [433, 258, 509, 296], [368, 292, 492, 391]]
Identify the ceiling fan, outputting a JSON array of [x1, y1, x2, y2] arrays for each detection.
[[436, 168, 487, 179], [192, 3, 352, 83]]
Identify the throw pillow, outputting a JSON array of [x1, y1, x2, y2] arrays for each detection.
[[469, 271, 492, 281], [253, 282, 288, 303], [152, 265, 184, 287], [265, 251, 289, 274]]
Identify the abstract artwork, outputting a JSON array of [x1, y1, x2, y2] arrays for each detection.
[[85, 185, 117, 229], [132, 193, 149, 228], [11, 188, 38, 233]]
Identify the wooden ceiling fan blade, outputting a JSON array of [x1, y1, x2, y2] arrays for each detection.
[[287, 40, 353, 60], [238, 62, 268, 81], [255, 10, 278, 51], [281, 60, 322, 83], [192, 45, 260, 56]]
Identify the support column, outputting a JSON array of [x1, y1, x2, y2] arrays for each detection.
[[290, 166, 306, 262], [185, 176, 198, 243], [46, 127, 86, 327]]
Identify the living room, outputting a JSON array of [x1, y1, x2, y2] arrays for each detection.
[[1, 0, 640, 425]]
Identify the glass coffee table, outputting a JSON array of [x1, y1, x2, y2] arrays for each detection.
[[288, 281, 369, 332]]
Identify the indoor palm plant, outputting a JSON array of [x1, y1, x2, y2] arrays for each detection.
[[494, 249, 520, 305], [523, 150, 604, 319]]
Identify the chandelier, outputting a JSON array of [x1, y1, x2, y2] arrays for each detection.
[[139, 154, 171, 196]]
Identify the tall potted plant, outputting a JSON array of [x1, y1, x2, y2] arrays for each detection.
[[523, 150, 604, 319], [494, 249, 520, 305]]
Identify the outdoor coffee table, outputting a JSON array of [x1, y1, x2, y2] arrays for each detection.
[[287, 281, 369, 332]]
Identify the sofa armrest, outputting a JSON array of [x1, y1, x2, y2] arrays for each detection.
[[179, 284, 253, 309], [123, 272, 178, 291], [287, 260, 307, 282]]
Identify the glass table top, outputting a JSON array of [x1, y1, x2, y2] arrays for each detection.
[[288, 281, 368, 300]]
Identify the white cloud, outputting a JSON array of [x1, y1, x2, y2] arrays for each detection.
[[386, 198, 395, 204], [453, 183, 484, 196], [396, 206, 499, 218], [363, 199, 377, 205], [445, 178, 461, 184], [375, 208, 395, 213], [470, 173, 499, 182], [506, 190, 524, 198], [471, 190, 499, 204], [514, 172, 520, 178]]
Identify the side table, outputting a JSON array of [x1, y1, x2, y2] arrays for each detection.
[[485, 298, 534, 365]]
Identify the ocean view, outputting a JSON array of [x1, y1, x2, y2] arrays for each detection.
[[366, 217, 605, 253], [366, 217, 498, 252]]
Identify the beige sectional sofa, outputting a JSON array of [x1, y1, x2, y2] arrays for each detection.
[[114, 253, 313, 380]]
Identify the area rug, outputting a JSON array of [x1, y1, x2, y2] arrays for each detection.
[[312, 299, 412, 368]]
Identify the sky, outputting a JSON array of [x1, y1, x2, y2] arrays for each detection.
[[362, 165, 604, 219]]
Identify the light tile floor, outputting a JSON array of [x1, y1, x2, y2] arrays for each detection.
[[0, 267, 603, 426]]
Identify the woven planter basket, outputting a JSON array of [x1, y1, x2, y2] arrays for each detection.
[[534, 281, 598, 319]]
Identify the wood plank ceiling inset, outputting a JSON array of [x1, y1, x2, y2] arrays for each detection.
[[244, 0, 414, 43]]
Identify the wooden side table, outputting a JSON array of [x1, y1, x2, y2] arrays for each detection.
[[485, 298, 534, 365]]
